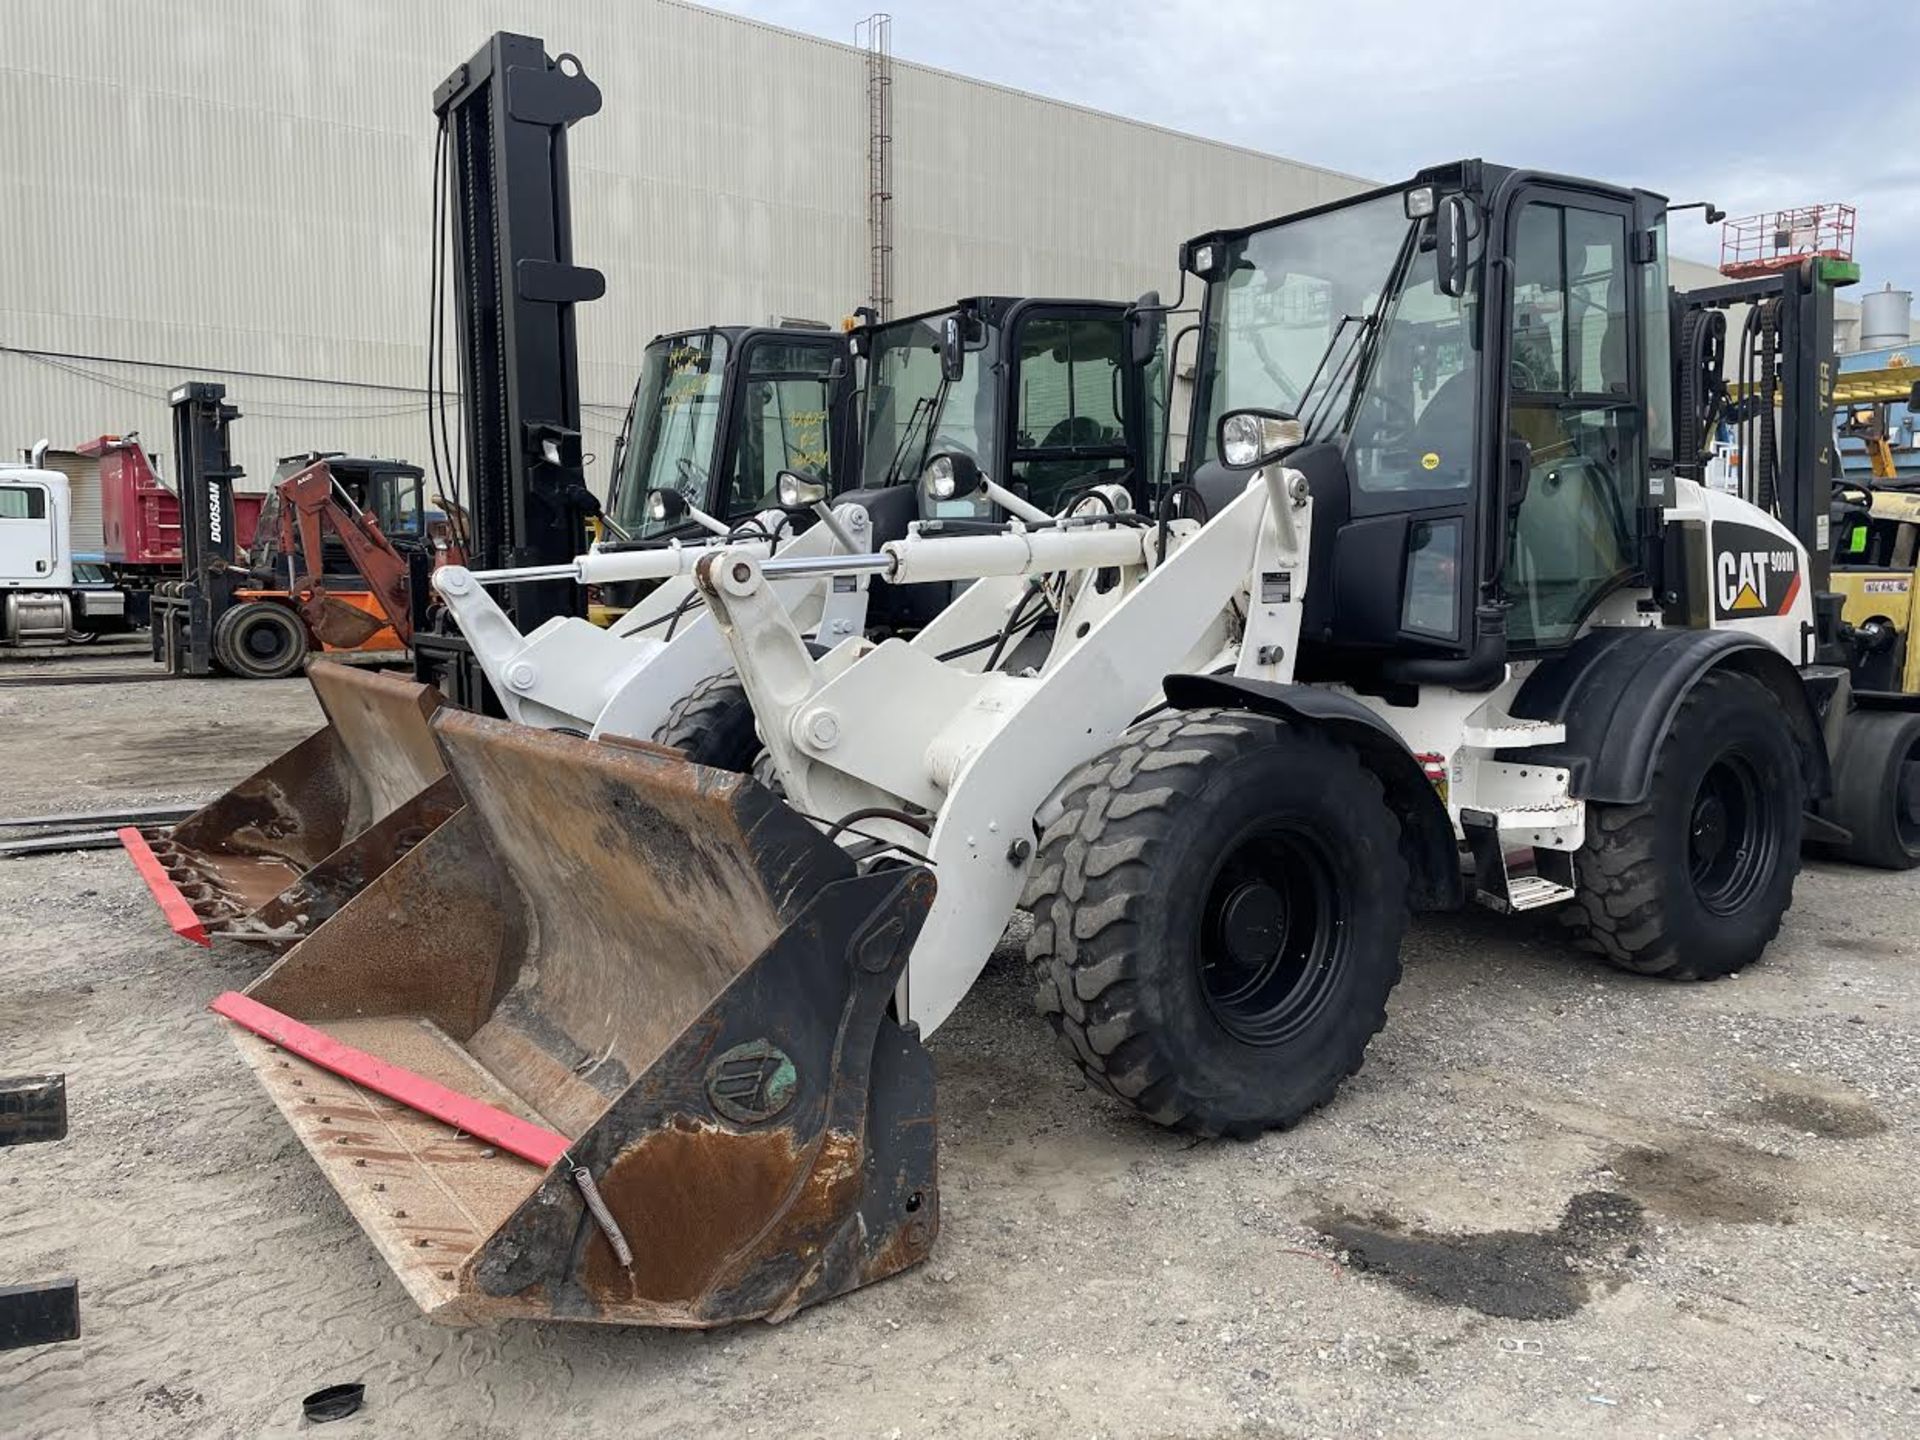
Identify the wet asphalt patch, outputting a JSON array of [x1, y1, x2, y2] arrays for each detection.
[[1312, 1190, 1644, 1320]]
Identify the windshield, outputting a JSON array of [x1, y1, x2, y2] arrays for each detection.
[[861, 310, 987, 489], [1194, 190, 1482, 496], [611, 331, 730, 537]]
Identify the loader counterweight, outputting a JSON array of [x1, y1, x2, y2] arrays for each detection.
[[217, 713, 938, 1326]]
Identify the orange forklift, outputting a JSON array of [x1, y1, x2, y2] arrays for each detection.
[[150, 382, 449, 679]]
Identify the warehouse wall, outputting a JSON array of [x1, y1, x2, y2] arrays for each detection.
[[1, 0, 1367, 498]]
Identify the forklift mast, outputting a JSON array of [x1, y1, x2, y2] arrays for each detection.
[[1676, 259, 1851, 650], [158, 381, 244, 676], [416, 32, 606, 707]]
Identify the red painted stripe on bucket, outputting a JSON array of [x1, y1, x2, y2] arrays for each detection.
[[209, 991, 569, 1169], [117, 827, 211, 947]]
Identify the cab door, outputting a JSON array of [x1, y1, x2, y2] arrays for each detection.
[[716, 333, 853, 522], [0, 480, 56, 582], [1497, 190, 1648, 650], [1001, 304, 1147, 512]]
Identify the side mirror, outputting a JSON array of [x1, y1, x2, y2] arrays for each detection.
[[922, 451, 984, 502], [777, 470, 829, 509], [940, 315, 966, 384], [646, 487, 689, 525], [1127, 291, 1164, 370], [1436, 193, 1472, 299], [1217, 409, 1304, 470]]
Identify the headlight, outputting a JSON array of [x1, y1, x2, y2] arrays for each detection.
[[1220, 411, 1305, 468], [1404, 186, 1436, 219], [777, 471, 828, 508], [646, 487, 688, 524], [925, 453, 957, 500]]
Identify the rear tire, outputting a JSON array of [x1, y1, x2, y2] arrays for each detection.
[[1025, 709, 1409, 1138], [1560, 668, 1802, 979], [652, 671, 761, 772], [1826, 708, 1920, 869], [212, 601, 309, 680]]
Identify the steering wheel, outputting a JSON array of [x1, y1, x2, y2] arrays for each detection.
[[675, 455, 707, 489], [1039, 416, 1112, 451]]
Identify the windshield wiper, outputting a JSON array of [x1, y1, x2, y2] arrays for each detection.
[[883, 376, 953, 488], [909, 375, 954, 480], [1304, 315, 1378, 441], [882, 394, 934, 487]]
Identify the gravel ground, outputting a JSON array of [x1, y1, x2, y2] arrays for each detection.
[[1, 655, 1916, 1438]]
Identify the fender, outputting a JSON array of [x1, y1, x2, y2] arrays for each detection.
[[1161, 673, 1463, 911], [1508, 627, 1830, 804]]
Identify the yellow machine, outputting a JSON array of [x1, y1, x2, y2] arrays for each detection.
[[1831, 481, 1920, 692]]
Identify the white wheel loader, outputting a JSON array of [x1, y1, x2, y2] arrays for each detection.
[[122, 288, 1164, 945], [213, 154, 1886, 1329]]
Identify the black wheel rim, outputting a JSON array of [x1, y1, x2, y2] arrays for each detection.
[[243, 618, 293, 665], [1686, 751, 1777, 915], [1197, 822, 1346, 1046]]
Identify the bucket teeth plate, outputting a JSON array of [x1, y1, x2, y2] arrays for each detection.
[[221, 712, 940, 1327]]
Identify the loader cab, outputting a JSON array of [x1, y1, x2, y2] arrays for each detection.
[[605, 324, 856, 544], [854, 296, 1163, 522], [1187, 161, 1671, 694], [252, 454, 430, 578]]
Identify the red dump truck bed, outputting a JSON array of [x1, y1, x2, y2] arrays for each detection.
[[76, 435, 262, 568]]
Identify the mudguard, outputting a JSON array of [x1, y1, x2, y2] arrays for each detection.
[[1508, 627, 1830, 804]]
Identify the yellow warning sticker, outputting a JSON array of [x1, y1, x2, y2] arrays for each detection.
[[1421, 452, 1440, 471]]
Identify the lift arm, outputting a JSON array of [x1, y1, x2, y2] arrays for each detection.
[[278, 461, 417, 646]]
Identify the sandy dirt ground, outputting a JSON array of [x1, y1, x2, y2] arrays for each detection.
[[1, 649, 1916, 1438]]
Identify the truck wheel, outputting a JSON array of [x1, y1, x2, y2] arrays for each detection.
[[1561, 668, 1802, 979], [652, 671, 760, 772], [1826, 708, 1920, 869], [212, 602, 309, 680], [1026, 709, 1408, 1138]]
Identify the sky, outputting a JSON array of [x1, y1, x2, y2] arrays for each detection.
[[706, 0, 1920, 294]]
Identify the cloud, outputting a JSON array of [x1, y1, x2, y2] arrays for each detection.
[[708, 0, 1920, 288]]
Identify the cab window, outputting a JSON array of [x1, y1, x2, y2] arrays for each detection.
[[376, 473, 423, 539], [1345, 238, 1481, 495], [0, 485, 48, 520], [1504, 200, 1643, 649], [1008, 315, 1133, 512], [727, 341, 837, 515]]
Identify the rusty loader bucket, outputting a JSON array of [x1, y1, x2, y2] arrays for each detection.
[[120, 664, 457, 946], [211, 712, 939, 1327]]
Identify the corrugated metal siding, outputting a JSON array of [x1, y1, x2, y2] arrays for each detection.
[[38, 450, 102, 553], [6, 0, 1372, 493]]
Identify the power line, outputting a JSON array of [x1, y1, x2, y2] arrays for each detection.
[[1, 342, 628, 414]]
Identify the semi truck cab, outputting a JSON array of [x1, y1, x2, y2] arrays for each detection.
[[1, 465, 130, 644]]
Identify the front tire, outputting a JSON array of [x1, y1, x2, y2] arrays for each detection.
[[212, 601, 309, 680], [1825, 708, 1920, 869], [1025, 709, 1409, 1138], [651, 671, 761, 772], [1561, 668, 1802, 979]]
